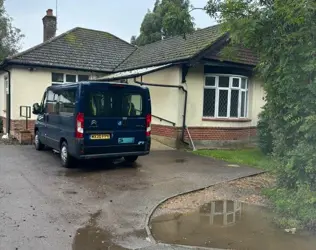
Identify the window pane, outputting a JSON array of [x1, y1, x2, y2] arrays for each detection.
[[230, 90, 239, 117], [218, 90, 228, 117], [59, 90, 76, 115], [219, 76, 229, 87], [241, 78, 247, 89], [78, 75, 89, 81], [66, 74, 76, 82], [203, 89, 215, 117], [205, 76, 216, 86], [232, 78, 240, 88], [241, 91, 246, 117], [52, 73, 63, 83], [245, 91, 248, 116], [122, 94, 143, 116]]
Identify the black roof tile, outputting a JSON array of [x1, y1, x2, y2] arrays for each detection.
[[7, 27, 136, 72], [115, 25, 225, 71]]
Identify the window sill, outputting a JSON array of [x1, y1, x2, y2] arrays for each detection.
[[202, 117, 251, 122]]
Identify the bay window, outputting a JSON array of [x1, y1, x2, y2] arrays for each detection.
[[203, 75, 249, 118]]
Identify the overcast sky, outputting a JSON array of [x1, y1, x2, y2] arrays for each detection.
[[5, 0, 216, 51]]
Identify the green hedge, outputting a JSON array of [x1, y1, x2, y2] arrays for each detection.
[[257, 108, 273, 155]]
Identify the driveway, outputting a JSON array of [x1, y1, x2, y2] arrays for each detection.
[[0, 142, 261, 250]]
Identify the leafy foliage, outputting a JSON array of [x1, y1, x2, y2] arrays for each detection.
[[205, 0, 316, 229], [264, 186, 316, 230], [132, 0, 195, 46], [257, 107, 273, 155], [0, 0, 24, 60]]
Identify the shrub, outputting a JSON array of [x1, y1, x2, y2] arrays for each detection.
[[264, 185, 316, 230], [257, 108, 273, 155]]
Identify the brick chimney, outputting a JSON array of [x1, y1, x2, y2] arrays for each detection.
[[42, 9, 56, 42]]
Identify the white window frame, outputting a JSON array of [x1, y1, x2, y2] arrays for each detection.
[[51, 73, 89, 85], [203, 74, 249, 119]]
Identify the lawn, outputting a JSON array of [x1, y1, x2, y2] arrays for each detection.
[[194, 148, 272, 170]]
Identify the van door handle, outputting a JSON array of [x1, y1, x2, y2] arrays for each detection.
[[44, 113, 49, 122]]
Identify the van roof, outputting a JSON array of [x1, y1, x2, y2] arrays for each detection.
[[48, 81, 149, 90]]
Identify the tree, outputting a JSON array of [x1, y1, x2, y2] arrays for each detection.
[[0, 0, 23, 60], [205, 0, 316, 228], [130, 35, 136, 45], [132, 0, 195, 46]]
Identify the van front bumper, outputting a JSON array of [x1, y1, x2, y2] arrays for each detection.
[[78, 151, 150, 160]]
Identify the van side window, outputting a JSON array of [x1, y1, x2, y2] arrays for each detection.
[[46, 90, 59, 114], [59, 89, 76, 116]]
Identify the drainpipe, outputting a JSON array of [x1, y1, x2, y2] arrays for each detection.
[[3, 69, 11, 134], [134, 78, 188, 145]]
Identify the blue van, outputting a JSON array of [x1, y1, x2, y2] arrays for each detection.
[[32, 82, 151, 168]]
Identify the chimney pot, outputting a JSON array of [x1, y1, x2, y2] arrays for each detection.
[[42, 9, 56, 42], [46, 9, 53, 16]]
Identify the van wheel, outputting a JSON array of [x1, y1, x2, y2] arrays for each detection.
[[124, 156, 138, 163], [34, 131, 44, 151], [60, 142, 75, 168]]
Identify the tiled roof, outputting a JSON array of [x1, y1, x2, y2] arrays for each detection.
[[205, 42, 258, 66], [4, 25, 257, 73], [115, 25, 225, 71], [7, 27, 136, 72]]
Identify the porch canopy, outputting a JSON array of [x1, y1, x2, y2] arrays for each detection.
[[97, 64, 172, 81]]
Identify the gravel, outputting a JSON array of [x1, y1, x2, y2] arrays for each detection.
[[152, 173, 275, 218], [0, 134, 20, 145]]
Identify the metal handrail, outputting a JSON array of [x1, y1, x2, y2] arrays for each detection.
[[20, 106, 31, 130], [134, 108, 176, 127], [152, 114, 176, 126]]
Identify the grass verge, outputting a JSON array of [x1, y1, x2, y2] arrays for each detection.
[[194, 148, 273, 171]]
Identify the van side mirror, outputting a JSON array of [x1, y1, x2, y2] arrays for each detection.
[[32, 103, 41, 115]]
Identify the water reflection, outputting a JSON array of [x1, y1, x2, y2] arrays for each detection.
[[199, 200, 242, 226], [151, 200, 316, 250]]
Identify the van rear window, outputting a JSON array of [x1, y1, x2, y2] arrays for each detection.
[[85, 89, 143, 117]]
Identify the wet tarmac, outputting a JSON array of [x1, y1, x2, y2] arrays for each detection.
[[0, 144, 261, 249], [151, 200, 316, 250]]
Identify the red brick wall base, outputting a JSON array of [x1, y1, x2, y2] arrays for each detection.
[[0, 118, 257, 148], [1, 116, 35, 144], [152, 124, 257, 148]]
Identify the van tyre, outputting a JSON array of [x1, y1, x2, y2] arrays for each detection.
[[60, 141, 75, 168], [124, 156, 138, 163], [34, 131, 44, 151]]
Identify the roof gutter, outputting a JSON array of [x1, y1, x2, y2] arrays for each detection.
[[1, 59, 112, 73], [134, 78, 189, 146]]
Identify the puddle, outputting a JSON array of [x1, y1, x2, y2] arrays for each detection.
[[150, 200, 316, 250], [72, 211, 127, 250]]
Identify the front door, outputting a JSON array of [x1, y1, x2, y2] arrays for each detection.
[[45, 89, 60, 149], [36, 91, 48, 145]]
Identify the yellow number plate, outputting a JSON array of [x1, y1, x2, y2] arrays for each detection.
[[90, 134, 111, 140]]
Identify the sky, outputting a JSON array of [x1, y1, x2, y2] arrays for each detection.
[[5, 0, 216, 51]]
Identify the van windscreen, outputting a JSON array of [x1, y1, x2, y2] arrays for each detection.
[[84, 88, 144, 117]]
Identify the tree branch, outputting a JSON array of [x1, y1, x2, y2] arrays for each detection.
[[189, 7, 206, 13]]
